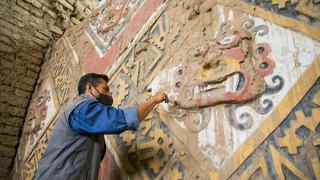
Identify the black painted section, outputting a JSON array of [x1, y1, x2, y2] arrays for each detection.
[[244, 0, 319, 25], [231, 78, 320, 179]]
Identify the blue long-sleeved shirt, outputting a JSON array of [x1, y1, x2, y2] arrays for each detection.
[[69, 99, 139, 134]]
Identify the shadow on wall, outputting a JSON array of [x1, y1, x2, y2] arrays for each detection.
[[99, 149, 122, 180]]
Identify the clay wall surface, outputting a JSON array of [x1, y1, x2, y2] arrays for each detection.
[[0, 0, 99, 178], [14, 0, 320, 179]]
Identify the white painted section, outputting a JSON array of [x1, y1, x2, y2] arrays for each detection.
[[228, 10, 233, 21], [149, 65, 187, 129], [238, 15, 320, 149], [198, 108, 217, 147], [214, 5, 226, 38], [131, 3, 167, 45], [199, 8, 320, 169], [217, 5, 225, 24], [150, 6, 320, 170], [25, 81, 58, 158], [99, 0, 106, 7], [33, 81, 57, 144], [41, 83, 56, 128], [107, 3, 167, 75], [85, 30, 105, 58], [65, 37, 80, 64]]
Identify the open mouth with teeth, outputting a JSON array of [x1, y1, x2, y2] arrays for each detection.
[[193, 72, 245, 97], [174, 72, 249, 109]]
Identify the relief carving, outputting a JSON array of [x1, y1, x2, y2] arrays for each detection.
[[19, 78, 59, 179], [23, 0, 320, 179], [276, 109, 320, 179], [271, 0, 320, 20], [21, 79, 59, 161], [103, 2, 320, 178], [95, 1, 126, 33], [245, 0, 320, 26], [149, 3, 320, 174], [229, 79, 320, 179], [118, 111, 173, 178], [109, 74, 129, 107], [50, 40, 74, 105], [104, 12, 175, 178], [88, 0, 145, 54], [23, 124, 55, 180], [157, 16, 276, 136], [24, 90, 51, 135]]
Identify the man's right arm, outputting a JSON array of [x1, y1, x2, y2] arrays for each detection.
[[136, 92, 168, 122], [69, 91, 168, 134], [69, 100, 139, 134]]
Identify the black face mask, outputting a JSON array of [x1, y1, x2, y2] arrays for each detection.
[[94, 87, 113, 106]]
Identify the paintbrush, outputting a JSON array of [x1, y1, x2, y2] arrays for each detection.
[[164, 95, 178, 106]]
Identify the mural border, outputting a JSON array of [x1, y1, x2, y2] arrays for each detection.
[[106, 3, 167, 80], [208, 56, 320, 179], [24, 77, 60, 162], [215, 0, 320, 41]]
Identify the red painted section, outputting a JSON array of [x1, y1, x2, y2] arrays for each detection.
[[223, 47, 244, 62], [73, 43, 82, 56], [202, 44, 210, 57], [255, 43, 275, 76], [82, 0, 162, 73], [70, 34, 86, 56], [217, 31, 241, 50], [97, 5, 126, 33], [195, 99, 202, 107], [224, 74, 252, 101]]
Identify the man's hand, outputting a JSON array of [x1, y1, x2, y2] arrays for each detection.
[[152, 92, 169, 103], [136, 91, 168, 122]]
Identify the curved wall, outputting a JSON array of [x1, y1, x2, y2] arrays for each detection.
[[15, 0, 320, 179]]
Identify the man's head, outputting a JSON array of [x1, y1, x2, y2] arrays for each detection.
[[78, 73, 113, 106]]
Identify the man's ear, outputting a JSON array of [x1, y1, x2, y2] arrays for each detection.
[[86, 83, 93, 94]]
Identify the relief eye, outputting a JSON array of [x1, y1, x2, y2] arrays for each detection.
[[194, 48, 203, 57], [175, 82, 182, 88], [223, 37, 233, 43], [218, 35, 236, 45], [177, 69, 183, 75], [259, 62, 268, 69], [257, 47, 265, 55], [242, 20, 254, 29]]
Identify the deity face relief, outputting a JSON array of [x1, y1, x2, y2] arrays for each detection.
[[168, 21, 274, 109]]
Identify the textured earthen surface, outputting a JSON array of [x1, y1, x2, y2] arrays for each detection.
[[0, 0, 98, 178], [11, 0, 320, 179]]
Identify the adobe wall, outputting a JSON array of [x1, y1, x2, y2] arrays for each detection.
[[14, 0, 320, 179], [0, 0, 99, 178]]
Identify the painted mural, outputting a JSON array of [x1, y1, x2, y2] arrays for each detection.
[[16, 0, 320, 179], [22, 79, 59, 159], [14, 75, 60, 179], [15, 37, 83, 179], [149, 5, 320, 178]]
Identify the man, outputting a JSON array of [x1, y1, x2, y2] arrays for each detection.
[[35, 73, 168, 180]]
